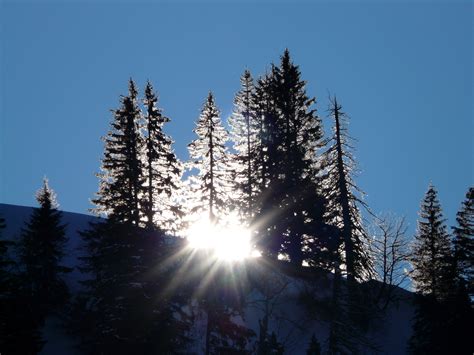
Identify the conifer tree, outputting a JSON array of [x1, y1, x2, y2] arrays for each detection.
[[410, 184, 452, 299], [92, 79, 144, 226], [78, 80, 190, 352], [452, 186, 473, 298], [229, 70, 259, 221], [0, 215, 45, 353], [322, 97, 372, 283], [18, 178, 71, 318], [188, 92, 229, 223], [407, 184, 471, 354], [142, 81, 184, 233], [0, 215, 13, 293], [252, 70, 285, 258], [253, 51, 326, 265]]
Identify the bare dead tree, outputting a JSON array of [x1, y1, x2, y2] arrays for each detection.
[[371, 214, 411, 310]]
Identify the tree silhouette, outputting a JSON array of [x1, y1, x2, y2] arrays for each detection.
[[142, 81, 184, 234], [188, 92, 229, 223], [229, 69, 259, 221], [92, 79, 144, 226], [18, 178, 71, 318], [452, 186, 473, 298]]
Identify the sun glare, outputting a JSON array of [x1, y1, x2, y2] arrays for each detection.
[[187, 214, 253, 261]]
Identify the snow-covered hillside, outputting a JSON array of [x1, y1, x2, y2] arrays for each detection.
[[0, 204, 415, 354]]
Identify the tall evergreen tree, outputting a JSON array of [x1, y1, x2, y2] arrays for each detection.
[[77, 80, 191, 353], [407, 185, 473, 354], [92, 79, 144, 226], [229, 70, 259, 221], [0, 214, 45, 354], [253, 51, 326, 265], [452, 186, 473, 298], [322, 97, 372, 283], [142, 81, 184, 233], [188, 92, 229, 223], [18, 178, 71, 318], [410, 184, 452, 299], [0, 214, 13, 295]]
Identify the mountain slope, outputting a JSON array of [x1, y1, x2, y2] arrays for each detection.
[[0, 203, 414, 354]]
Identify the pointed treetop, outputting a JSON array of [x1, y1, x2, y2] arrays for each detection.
[[36, 177, 58, 209], [128, 78, 138, 98], [207, 91, 215, 104], [145, 80, 153, 94]]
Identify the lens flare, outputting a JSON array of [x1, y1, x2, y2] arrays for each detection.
[[186, 214, 252, 261]]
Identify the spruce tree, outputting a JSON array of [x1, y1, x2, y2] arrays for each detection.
[[452, 186, 473, 298], [142, 81, 184, 234], [229, 70, 259, 221], [410, 184, 452, 299], [0, 214, 13, 294], [0, 215, 45, 353], [408, 184, 470, 354], [92, 78, 144, 226], [18, 178, 71, 318], [253, 51, 326, 265], [78, 80, 190, 352], [188, 92, 229, 223]]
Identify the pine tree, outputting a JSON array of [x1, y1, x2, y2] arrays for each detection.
[[229, 70, 259, 221], [407, 184, 471, 354], [142, 81, 184, 233], [273, 50, 325, 266], [92, 78, 144, 226], [0, 214, 13, 293], [188, 92, 229, 223], [253, 51, 326, 265], [452, 187, 473, 298], [322, 97, 372, 283], [410, 184, 452, 299], [0, 215, 45, 353], [18, 178, 71, 318], [77, 80, 190, 353], [78, 221, 190, 353]]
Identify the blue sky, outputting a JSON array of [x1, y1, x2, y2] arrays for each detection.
[[1, 1, 472, 235]]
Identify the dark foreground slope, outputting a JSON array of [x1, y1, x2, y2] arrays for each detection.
[[0, 204, 414, 354]]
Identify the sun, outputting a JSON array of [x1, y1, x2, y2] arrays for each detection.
[[186, 214, 253, 261]]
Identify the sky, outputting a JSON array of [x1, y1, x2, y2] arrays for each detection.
[[1, 1, 472, 237]]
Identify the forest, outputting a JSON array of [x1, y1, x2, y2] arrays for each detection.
[[0, 50, 472, 354]]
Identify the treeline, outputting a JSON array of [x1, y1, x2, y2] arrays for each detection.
[[0, 50, 472, 354]]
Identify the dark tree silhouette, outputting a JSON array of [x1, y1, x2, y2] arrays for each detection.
[[410, 184, 452, 299], [142, 81, 184, 234], [323, 97, 372, 283], [92, 79, 144, 226], [229, 69, 259, 221], [18, 178, 71, 317], [371, 214, 410, 309], [452, 187, 473, 298], [408, 184, 472, 354], [77, 80, 191, 353], [188, 92, 229, 223], [253, 50, 325, 265]]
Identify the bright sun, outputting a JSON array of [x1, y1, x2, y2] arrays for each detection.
[[186, 214, 253, 261]]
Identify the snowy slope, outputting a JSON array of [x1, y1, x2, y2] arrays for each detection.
[[0, 204, 414, 354]]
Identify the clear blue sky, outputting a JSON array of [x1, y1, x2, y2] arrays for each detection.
[[1, 1, 472, 236]]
